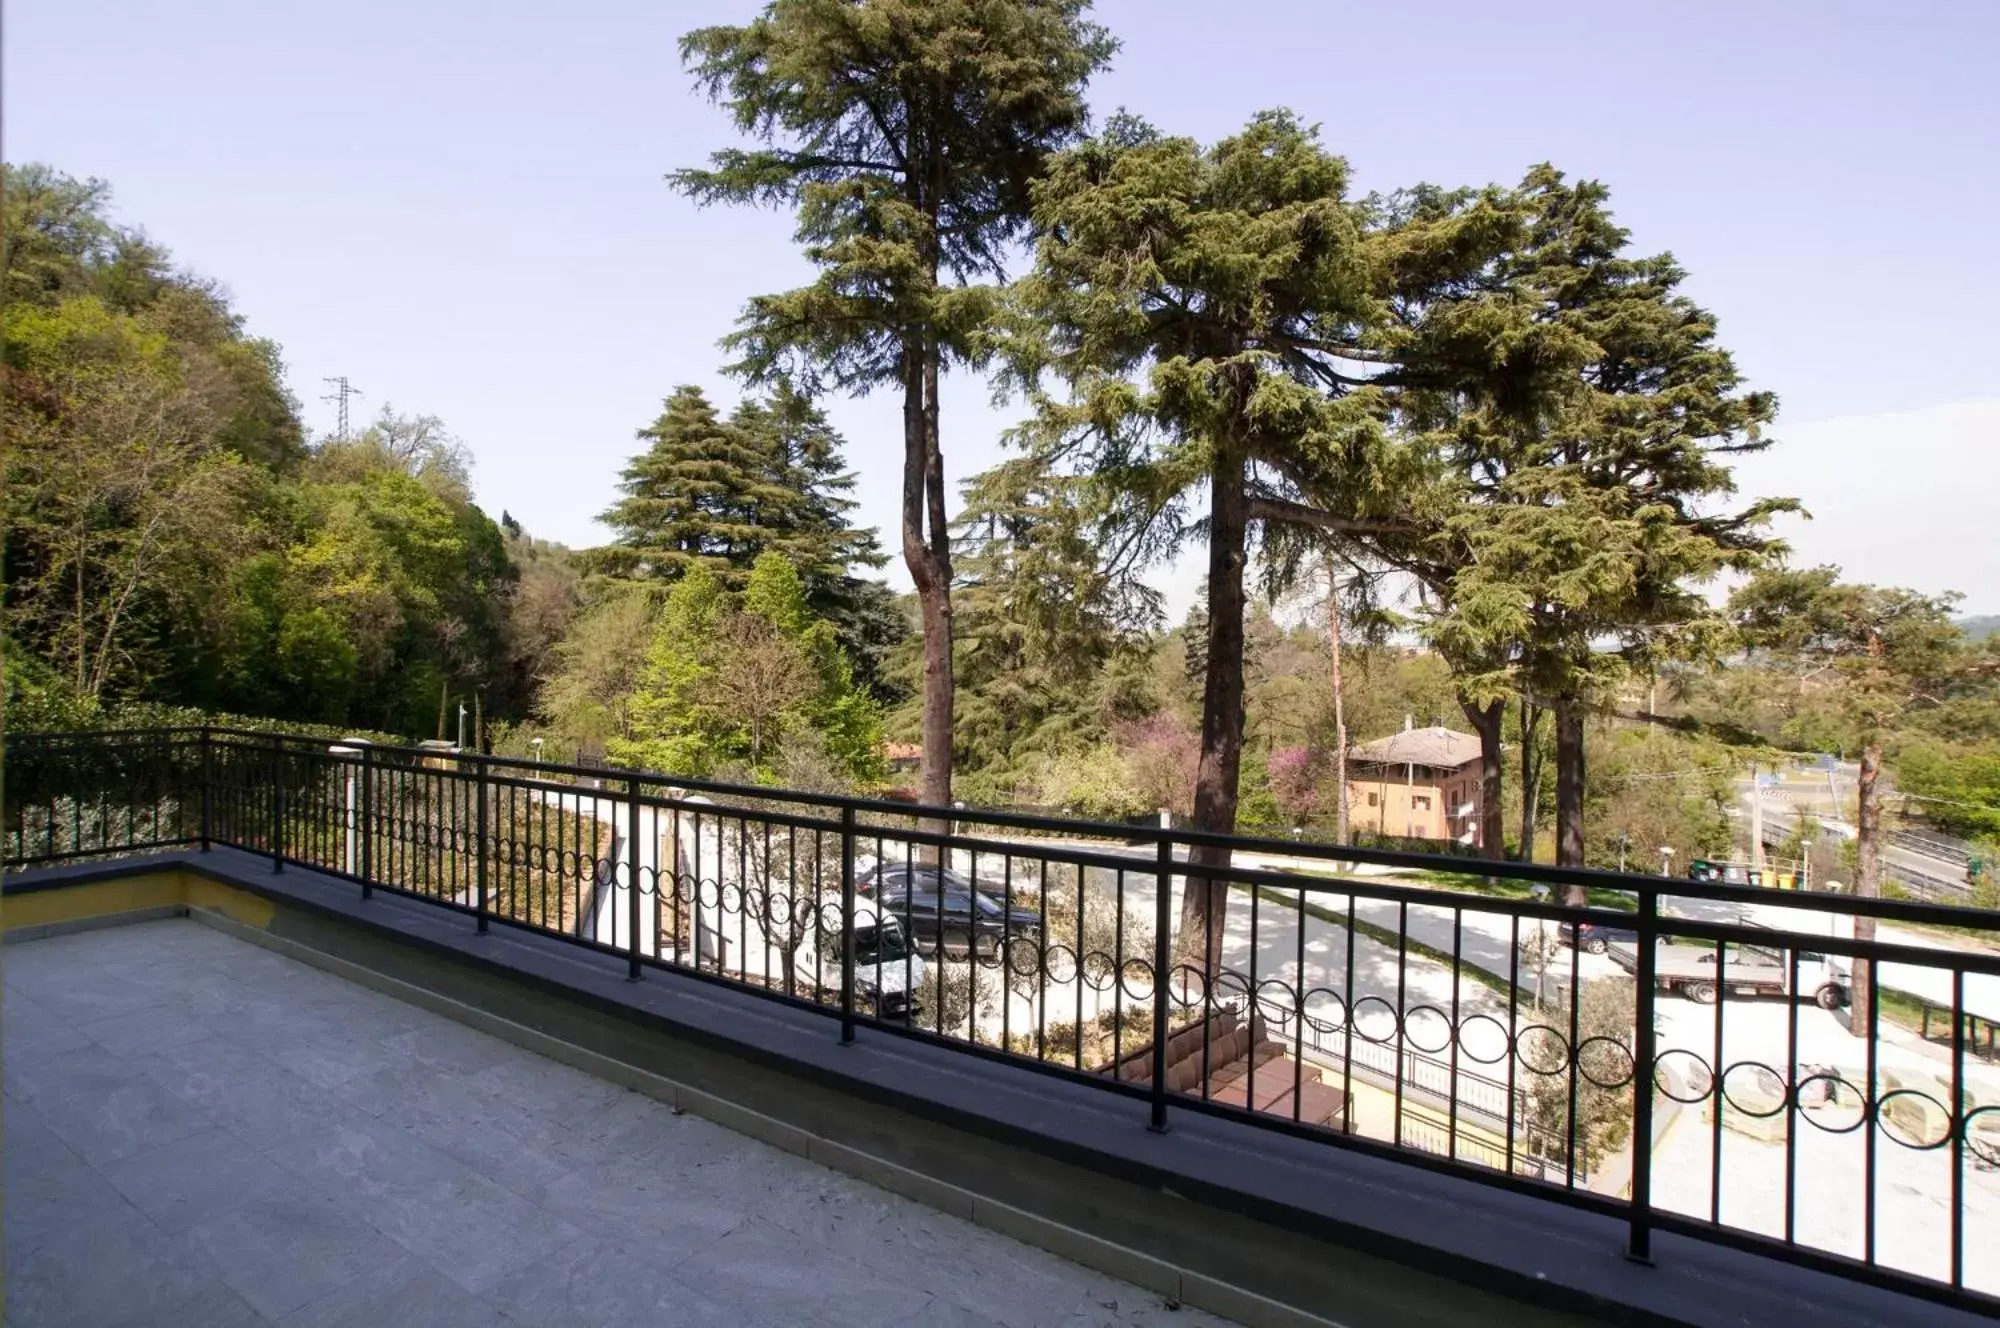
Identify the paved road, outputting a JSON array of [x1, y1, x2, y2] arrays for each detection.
[[1750, 785, 1972, 896]]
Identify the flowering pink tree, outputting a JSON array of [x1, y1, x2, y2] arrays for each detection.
[[1118, 714, 1201, 817], [1267, 745, 1327, 825]]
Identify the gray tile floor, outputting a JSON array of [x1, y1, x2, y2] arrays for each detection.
[[3, 919, 1237, 1327]]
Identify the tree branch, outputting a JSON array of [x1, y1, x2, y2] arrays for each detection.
[[1244, 495, 1412, 536]]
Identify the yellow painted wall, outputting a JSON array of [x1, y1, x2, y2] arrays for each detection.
[[2, 870, 274, 933]]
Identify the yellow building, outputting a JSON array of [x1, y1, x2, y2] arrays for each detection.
[[1346, 726, 1485, 848]]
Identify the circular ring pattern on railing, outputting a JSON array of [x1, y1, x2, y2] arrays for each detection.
[[1400, 1004, 1453, 1057], [1719, 1061, 1789, 1119], [1793, 1072, 1868, 1134], [1574, 1035, 1636, 1091], [1652, 1048, 1713, 1104], [1348, 995, 1400, 1047], [1040, 942, 1079, 986], [1167, 963, 1209, 1010], [1255, 976, 1300, 1024], [1876, 1088, 1955, 1150], [1080, 949, 1117, 991], [1965, 1105, 2000, 1167], [1301, 989, 1346, 1037], [1515, 1023, 1571, 1077], [1120, 957, 1157, 1002], [1454, 1013, 1511, 1068]]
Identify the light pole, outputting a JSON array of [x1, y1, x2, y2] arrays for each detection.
[[456, 703, 467, 751], [530, 737, 544, 770], [1528, 883, 1552, 1009], [1618, 833, 1630, 874], [1658, 846, 1675, 877]]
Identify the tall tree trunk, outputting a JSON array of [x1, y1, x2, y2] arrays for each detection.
[[1519, 697, 1544, 863], [1850, 740, 1882, 1035], [1179, 448, 1248, 976], [1327, 556, 1349, 846], [901, 342, 954, 819], [1459, 695, 1505, 859], [1554, 701, 1587, 902]]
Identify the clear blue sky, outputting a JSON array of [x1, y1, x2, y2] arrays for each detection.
[[8, 0, 1998, 612]]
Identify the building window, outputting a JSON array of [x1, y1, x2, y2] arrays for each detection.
[[1413, 796, 1432, 811], [1367, 793, 1379, 807]]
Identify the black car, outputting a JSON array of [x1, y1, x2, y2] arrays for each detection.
[[1557, 920, 1639, 954], [856, 864, 1041, 958]]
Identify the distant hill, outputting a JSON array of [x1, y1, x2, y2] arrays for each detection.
[[1961, 615, 2000, 643]]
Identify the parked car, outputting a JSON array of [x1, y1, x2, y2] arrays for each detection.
[[1557, 920, 1640, 955], [855, 864, 1041, 958]]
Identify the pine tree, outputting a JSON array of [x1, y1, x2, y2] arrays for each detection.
[[1011, 112, 1491, 967], [1389, 168, 1790, 871], [952, 457, 1159, 785], [727, 384, 905, 695], [597, 386, 796, 587], [1181, 587, 1210, 692], [673, 0, 1117, 810]]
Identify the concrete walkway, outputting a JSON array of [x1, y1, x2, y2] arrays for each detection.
[[2, 919, 1233, 1328]]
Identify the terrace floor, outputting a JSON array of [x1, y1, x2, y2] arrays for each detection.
[[2, 918, 1237, 1328]]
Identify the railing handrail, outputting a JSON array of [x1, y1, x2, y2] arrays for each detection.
[[14, 726, 1996, 934], [7, 724, 2000, 1314]]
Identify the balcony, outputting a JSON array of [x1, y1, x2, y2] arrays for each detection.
[[5, 727, 1999, 1327], [4, 917, 1222, 1327]]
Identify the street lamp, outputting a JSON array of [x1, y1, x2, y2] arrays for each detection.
[[1617, 833, 1630, 874], [456, 703, 468, 751], [530, 737, 544, 769], [1658, 846, 1675, 877]]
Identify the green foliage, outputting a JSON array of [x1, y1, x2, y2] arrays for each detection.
[[1583, 723, 1734, 867], [1895, 740, 2000, 840], [674, 0, 1116, 393], [537, 590, 662, 752], [1730, 567, 1967, 751], [950, 456, 1160, 787], [610, 556, 884, 783], [1, 163, 536, 741], [596, 382, 904, 697], [1034, 744, 1147, 820], [1391, 168, 1787, 717], [675, 0, 1117, 802], [597, 385, 796, 585], [1522, 977, 1636, 1176]]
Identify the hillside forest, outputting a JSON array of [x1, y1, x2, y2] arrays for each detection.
[[5, 3, 1998, 920]]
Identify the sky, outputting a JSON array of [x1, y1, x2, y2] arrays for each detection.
[[7, 0, 1998, 616]]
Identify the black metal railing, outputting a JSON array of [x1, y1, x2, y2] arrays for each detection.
[[6, 726, 2000, 1313]]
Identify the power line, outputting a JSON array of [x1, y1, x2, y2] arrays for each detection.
[[320, 376, 363, 441]]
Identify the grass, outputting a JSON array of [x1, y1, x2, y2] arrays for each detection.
[[1246, 883, 1526, 1002], [1275, 861, 1636, 911]]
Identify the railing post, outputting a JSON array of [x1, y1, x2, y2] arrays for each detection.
[[359, 744, 373, 900], [475, 754, 490, 934], [198, 726, 213, 852], [1150, 833, 1173, 1133], [626, 774, 642, 981], [270, 734, 285, 873], [1627, 880, 1658, 1264], [840, 804, 858, 1045]]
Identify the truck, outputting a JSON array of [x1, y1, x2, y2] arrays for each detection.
[[1652, 936, 1850, 1009]]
